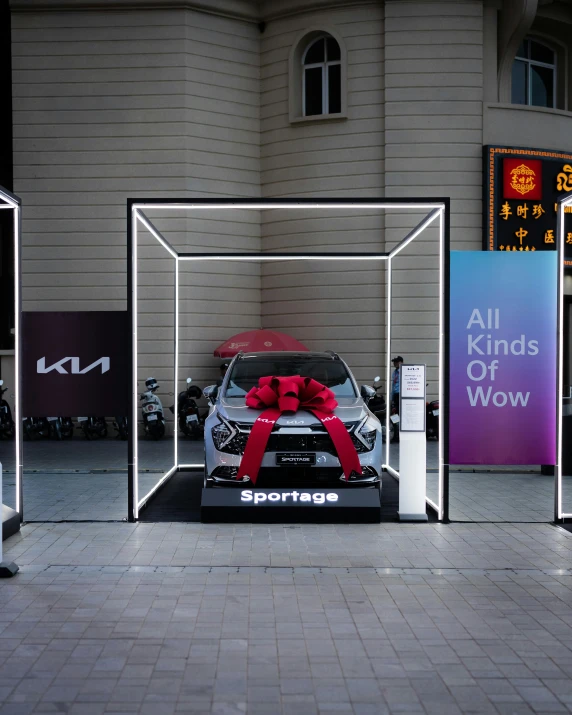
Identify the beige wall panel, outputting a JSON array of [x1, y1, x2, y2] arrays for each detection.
[[385, 0, 483, 398], [12, 6, 261, 413], [484, 104, 572, 151]]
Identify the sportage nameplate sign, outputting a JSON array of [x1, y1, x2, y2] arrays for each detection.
[[22, 311, 129, 415], [201, 487, 381, 523]]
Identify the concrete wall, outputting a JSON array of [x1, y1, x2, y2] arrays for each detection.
[[260, 4, 386, 387], [11, 6, 261, 404], [384, 0, 484, 395], [484, 103, 572, 151], [9, 0, 572, 410]]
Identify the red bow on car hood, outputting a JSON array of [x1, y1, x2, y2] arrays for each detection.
[[236, 375, 362, 485]]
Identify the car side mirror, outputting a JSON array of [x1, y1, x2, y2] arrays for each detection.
[[203, 385, 218, 404], [360, 385, 375, 403]]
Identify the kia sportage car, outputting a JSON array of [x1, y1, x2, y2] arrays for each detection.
[[203, 351, 382, 490]]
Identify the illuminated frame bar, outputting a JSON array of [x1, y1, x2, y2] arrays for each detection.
[[0, 186, 22, 521], [556, 192, 572, 521], [127, 198, 450, 522]]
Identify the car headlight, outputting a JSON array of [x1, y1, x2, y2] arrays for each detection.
[[211, 416, 235, 451], [354, 417, 377, 452]]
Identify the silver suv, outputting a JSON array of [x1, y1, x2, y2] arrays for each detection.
[[203, 351, 383, 491]]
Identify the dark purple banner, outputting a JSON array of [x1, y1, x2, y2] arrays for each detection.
[[22, 312, 128, 416]]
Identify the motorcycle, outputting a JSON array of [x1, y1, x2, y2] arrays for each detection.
[[368, 376, 388, 442], [426, 394, 439, 441], [113, 416, 128, 440], [23, 416, 50, 440], [172, 377, 204, 439], [0, 380, 14, 439], [141, 377, 165, 440], [46, 416, 74, 440], [77, 415, 108, 439]]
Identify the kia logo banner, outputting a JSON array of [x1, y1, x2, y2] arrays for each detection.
[[22, 312, 128, 415], [449, 252, 557, 465]]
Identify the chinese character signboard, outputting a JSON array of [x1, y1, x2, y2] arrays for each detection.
[[450, 252, 556, 465], [484, 145, 572, 263]]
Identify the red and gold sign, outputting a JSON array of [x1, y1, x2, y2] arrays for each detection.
[[485, 146, 572, 264], [503, 159, 542, 199]]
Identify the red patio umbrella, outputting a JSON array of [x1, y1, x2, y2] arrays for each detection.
[[213, 329, 309, 358]]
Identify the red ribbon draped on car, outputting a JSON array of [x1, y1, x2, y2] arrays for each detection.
[[236, 375, 362, 485]]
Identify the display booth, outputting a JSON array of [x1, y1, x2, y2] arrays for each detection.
[[127, 198, 451, 523], [0, 186, 20, 577], [6, 193, 569, 526], [556, 192, 572, 521], [0, 186, 21, 521]]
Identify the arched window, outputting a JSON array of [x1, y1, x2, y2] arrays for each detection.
[[512, 38, 556, 108], [302, 35, 341, 116]]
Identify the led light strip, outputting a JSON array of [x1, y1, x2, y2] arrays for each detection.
[[138, 465, 178, 510], [174, 259, 179, 469], [132, 200, 448, 521], [132, 208, 139, 518], [135, 210, 178, 259], [389, 207, 443, 260], [14, 205, 22, 516], [0, 188, 22, 519], [558, 194, 572, 520], [438, 207, 445, 521], [178, 255, 389, 262], [133, 203, 443, 211], [385, 256, 392, 475]]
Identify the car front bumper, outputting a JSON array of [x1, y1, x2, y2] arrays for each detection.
[[205, 439, 383, 489]]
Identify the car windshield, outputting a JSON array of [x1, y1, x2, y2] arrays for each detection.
[[223, 356, 357, 399]]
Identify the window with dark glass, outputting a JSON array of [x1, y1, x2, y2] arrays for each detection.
[[302, 35, 342, 116], [511, 38, 556, 108]]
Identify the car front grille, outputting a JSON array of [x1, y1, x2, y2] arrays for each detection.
[[220, 421, 373, 455]]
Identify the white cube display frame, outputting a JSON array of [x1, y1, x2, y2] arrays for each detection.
[[0, 186, 21, 523], [128, 198, 450, 523]]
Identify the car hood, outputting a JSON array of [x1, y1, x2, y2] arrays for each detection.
[[218, 396, 368, 425]]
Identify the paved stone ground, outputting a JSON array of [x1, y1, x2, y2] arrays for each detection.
[[1, 521, 572, 714], [1, 440, 571, 522]]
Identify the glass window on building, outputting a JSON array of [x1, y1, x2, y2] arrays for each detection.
[[302, 35, 342, 116], [512, 38, 556, 109]]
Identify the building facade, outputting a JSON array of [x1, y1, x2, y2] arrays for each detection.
[[2, 0, 572, 417]]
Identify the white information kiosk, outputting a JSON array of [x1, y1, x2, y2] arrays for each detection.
[[398, 365, 428, 522]]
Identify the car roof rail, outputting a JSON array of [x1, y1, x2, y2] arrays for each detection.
[[324, 350, 340, 360]]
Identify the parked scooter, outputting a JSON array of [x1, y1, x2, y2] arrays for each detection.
[[426, 393, 439, 441], [113, 416, 128, 440], [369, 376, 393, 442], [368, 376, 386, 421], [172, 377, 204, 439], [140, 377, 165, 440], [0, 380, 14, 439], [23, 416, 50, 440], [46, 416, 74, 440], [77, 416, 108, 439]]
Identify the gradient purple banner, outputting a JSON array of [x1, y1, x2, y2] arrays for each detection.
[[450, 252, 556, 465]]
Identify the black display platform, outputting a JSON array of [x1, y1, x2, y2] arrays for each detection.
[[2, 504, 19, 541], [138, 470, 436, 523], [201, 487, 381, 523]]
